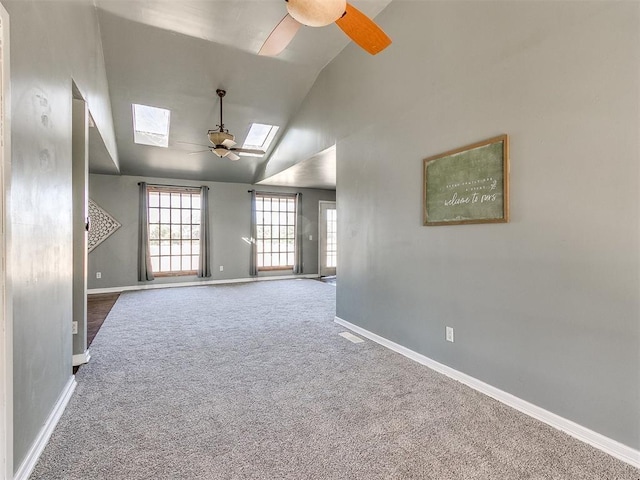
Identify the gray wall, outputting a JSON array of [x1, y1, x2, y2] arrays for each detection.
[[270, 2, 640, 449], [72, 99, 88, 358], [5, 0, 117, 470], [88, 174, 336, 290]]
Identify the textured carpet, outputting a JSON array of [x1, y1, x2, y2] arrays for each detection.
[[31, 280, 639, 479], [73, 293, 120, 374]]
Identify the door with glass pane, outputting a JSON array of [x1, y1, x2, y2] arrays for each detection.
[[319, 201, 337, 277]]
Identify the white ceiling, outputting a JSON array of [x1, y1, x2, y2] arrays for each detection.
[[90, 0, 393, 188]]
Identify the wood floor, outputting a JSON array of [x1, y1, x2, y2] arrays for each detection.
[[87, 293, 119, 346], [74, 293, 119, 374]]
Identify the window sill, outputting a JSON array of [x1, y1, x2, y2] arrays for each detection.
[[153, 271, 198, 277]]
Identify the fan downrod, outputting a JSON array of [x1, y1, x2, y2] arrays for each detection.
[[215, 89, 227, 133]]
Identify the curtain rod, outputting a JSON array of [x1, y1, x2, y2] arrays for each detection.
[[247, 189, 301, 196], [138, 182, 208, 190]]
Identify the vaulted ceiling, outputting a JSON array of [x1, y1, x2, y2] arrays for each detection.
[[90, 1, 393, 189]]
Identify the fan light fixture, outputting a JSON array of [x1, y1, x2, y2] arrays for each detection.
[[287, 0, 346, 27], [208, 130, 235, 146], [259, 1, 391, 57], [213, 147, 230, 158], [184, 89, 266, 161]]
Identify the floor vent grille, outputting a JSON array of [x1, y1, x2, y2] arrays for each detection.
[[339, 331, 364, 344]]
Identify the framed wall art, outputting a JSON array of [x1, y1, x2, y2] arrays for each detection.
[[423, 135, 509, 226], [88, 199, 122, 252]]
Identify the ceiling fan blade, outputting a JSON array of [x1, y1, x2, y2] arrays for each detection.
[[177, 141, 210, 148], [187, 149, 210, 155], [335, 3, 391, 55], [227, 152, 241, 161], [232, 148, 266, 156], [258, 14, 302, 56], [222, 138, 237, 148]]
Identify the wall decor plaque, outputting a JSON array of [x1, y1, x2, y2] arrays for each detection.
[[423, 135, 509, 226]]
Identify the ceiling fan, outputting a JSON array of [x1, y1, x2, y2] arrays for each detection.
[[189, 89, 266, 161], [259, 0, 391, 57]]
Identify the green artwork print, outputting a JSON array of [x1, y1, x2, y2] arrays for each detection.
[[423, 136, 509, 226]]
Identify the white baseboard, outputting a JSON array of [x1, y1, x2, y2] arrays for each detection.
[[72, 350, 91, 367], [13, 376, 76, 480], [88, 273, 320, 295], [334, 316, 640, 469]]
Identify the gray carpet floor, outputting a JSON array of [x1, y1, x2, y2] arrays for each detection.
[[31, 280, 639, 479]]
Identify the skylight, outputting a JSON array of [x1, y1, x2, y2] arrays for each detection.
[[132, 104, 171, 148], [242, 123, 279, 155]]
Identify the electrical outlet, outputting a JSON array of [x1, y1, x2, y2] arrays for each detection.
[[72, 321, 78, 335], [96, 272, 102, 279], [446, 326, 454, 343], [219, 265, 224, 272], [309, 235, 313, 241]]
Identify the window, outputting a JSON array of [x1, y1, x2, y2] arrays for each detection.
[[326, 208, 337, 268], [242, 123, 279, 156], [256, 194, 296, 269], [147, 187, 200, 275], [132, 104, 170, 148]]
